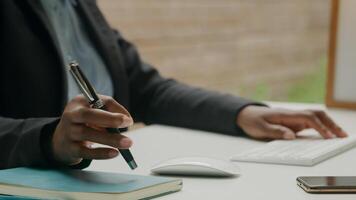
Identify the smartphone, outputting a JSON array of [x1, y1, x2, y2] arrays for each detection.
[[297, 176, 356, 193]]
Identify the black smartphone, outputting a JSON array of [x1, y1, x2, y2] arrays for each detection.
[[297, 176, 356, 193]]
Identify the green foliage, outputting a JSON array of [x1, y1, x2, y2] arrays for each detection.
[[250, 84, 270, 101], [286, 62, 326, 103], [247, 60, 327, 103]]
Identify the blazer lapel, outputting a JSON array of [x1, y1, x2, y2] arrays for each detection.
[[23, 0, 60, 52], [22, 0, 68, 109]]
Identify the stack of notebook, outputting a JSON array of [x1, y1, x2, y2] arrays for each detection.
[[0, 168, 182, 200]]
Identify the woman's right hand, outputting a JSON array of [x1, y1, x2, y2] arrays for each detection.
[[52, 95, 133, 166]]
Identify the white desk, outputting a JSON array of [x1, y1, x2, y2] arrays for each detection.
[[88, 102, 356, 199]]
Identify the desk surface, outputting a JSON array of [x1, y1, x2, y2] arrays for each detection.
[[88, 102, 356, 199]]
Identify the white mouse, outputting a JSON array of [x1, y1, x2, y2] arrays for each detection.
[[150, 156, 241, 177]]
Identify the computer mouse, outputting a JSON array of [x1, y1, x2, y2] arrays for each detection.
[[150, 156, 241, 177]]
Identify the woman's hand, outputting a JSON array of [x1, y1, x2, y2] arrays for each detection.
[[52, 95, 133, 166], [237, 106, 348, 140]]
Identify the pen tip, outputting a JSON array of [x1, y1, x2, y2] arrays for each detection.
[[128, 160, 138, 170]]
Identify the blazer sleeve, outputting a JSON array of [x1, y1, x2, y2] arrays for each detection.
[[0, 116, 94, 169], [114, 31, 264, 135], [0, 116, 59, 169]]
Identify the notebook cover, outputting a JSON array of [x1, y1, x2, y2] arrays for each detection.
[[0, 168, 180, 193], [0, 195, 43, 200]]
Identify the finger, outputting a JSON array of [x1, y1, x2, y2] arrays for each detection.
[[294, 112, 334, 139], [288, 124, 306, 133], [262, 123, 296, 140], [86, 123, 107, 132], [313, 110, 348, 138], [70, 107, 132, 128], [71, 95, 90, 106], [99, 95, 132, 118], [73, 145, 119, 160], [70, 125, 133, 149]]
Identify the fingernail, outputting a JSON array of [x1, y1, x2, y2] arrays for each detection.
[[122, 116, 133, 127], [283, 132, 296, 140], [109, 150, 118, 158], [120, 138, 132, 148], [341, 130, 348, 137]]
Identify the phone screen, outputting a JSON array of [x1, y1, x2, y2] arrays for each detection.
[[298, 176, 356, 188]]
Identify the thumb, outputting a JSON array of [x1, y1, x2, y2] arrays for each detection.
[[263, 123, 296, 140]]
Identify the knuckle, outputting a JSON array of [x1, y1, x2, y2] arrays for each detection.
[[313, 110, 326, 116], [306, 109, 316, 113], [318, 110, 327, 116], [99, 94, 109, 99], [108, 97, 115, 103], [303, 111, 313, 117], [77, 106, 87, 114], [271, 127, 284, 135], [73, 95, 85, 102], [106, 97, 116, 105], [69, 95, 85, 105], [77, 107, 90, 119], [72, 95, 82, 101], [112, 115, 124, 127], [303, 111, 317, 121]]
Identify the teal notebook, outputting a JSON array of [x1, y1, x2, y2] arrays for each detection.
[[0, 168, 182, 200], [0, 194, 42, 200]]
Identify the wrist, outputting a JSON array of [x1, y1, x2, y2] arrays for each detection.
[[40, 118, 67, 167], [235, 104, 269, 134]]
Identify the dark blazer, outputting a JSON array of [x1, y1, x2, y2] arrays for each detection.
[[0, 0, 257, 169]]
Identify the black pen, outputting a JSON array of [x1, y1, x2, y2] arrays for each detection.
[[68, 61, 137, 170]]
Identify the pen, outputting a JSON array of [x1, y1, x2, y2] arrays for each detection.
[[68, 61, 137, 170]]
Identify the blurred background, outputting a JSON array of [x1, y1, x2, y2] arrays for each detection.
[[98, 0, 330, 103]]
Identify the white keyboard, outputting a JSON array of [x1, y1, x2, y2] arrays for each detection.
[[230, 136, 356, 166]]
